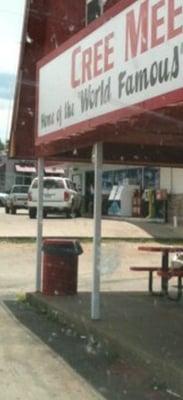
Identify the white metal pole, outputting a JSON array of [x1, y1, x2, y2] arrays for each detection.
[[99, 0, 104, 15], [36, 157, 44, 291], [142, 167, 145, 190], [91, 142, 103, 320]]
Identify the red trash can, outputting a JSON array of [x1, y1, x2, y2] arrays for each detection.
[[42, 239, 83, 296]]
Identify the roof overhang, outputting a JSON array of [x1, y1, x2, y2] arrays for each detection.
[[9, 0, 183, 167], [35, 0, 183, 164]]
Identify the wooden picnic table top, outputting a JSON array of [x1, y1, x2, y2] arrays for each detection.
[[138, 245, 183, 253], [157, 269, 183, 277]]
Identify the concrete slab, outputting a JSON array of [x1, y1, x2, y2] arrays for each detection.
[[27, 291, 183, 397], [0, 298, 105, 400]]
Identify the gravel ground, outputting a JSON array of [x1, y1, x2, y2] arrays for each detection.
[[0, 240, 163, 296], [0, 239, 181, 399]]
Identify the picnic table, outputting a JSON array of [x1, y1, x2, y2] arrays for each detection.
[[130, 245, 183, 301]]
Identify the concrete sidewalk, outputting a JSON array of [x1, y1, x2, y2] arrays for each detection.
[[0, 298, 105, 400], [28, 291, 183, 397], [28, 292, 183, 399]]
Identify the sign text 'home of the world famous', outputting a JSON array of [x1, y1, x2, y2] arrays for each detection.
[[37, 0, 183, 139]]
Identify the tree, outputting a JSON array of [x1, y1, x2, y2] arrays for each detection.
[[0, 139, 5, 151]]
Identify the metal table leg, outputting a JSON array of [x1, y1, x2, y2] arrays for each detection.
[[161, 251, 169, 294]]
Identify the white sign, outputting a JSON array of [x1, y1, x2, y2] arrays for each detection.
[[37, 0, 183, 138]]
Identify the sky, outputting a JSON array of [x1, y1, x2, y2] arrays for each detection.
[[0, 0, 25, 143]]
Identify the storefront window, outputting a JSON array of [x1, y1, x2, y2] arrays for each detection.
[[101, 167, 160, 192], [144, 168, 160, 189], [102, 171, 114, 193]]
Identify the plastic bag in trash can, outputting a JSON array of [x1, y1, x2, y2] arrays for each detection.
[[42, 240, 83, 256]]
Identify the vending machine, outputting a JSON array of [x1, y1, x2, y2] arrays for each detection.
[[108, 184, 139, 217]]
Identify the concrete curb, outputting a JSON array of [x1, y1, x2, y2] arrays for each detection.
[[1, 236, 183, 243]]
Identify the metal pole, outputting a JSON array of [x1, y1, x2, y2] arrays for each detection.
[[85, 1, 88, 26], [142, 167, 145, 190], [91, 142, 103, 320], [36, 157, 44, 291], [99, 0, 104, 15]]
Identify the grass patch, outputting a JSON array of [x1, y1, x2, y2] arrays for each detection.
[[16, 292, 27, 303]]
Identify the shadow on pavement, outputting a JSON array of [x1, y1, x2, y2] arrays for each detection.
[[4, 293, 182, 400], [3, 295, 179, 400], [105, 215, 183, 242]]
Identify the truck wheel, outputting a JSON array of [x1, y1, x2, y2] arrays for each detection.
[[43, 209, 47, 218], [5, 206, 9, 214], [66, 209, 72, 218], [75, 209, 81, 217], [11, 206, 16, 215], [70, 200, 77, 217], [29, 208, 36, 219]]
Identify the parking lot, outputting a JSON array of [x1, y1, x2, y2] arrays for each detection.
[[1, 205, 183, 298], [0, 206, 153, 239], [0, 207, 176, 296], [1, 206, 183, 240]]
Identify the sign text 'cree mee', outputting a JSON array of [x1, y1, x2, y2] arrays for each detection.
[[39, 0, 183, 136]]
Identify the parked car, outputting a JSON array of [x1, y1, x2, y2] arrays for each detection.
[[0, 192, 9, 207], [28, 176, 82, 218], [5, 185, 29, 214]]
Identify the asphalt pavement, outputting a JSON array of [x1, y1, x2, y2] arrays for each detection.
[[1, 208, 183, 240]]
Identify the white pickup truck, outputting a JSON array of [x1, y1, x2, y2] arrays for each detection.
[[5, 185, 29, 214], [0, 192, 8, 206], [28, 177, 81, 218]]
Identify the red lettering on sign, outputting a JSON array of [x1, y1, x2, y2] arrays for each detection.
[[71, 46, 81, 88], [168, 0, 183, 40], [151, 0, 165, 48], [125, 0, 183, 61], [82, 48, 92, 84], [93, 39, 103, 77], [104, 32, 114, 72], [125, 0, 148, 61], [71, 33, 114, 88]]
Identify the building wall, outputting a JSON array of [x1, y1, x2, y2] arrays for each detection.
[[0, 154, 6, 191], [43, 0, 85, 55], [5, 159, 16, 191], [160, 168, 183, 194], [0, 155, 37, 192], [160, 168, 183, 224], [11, 0, 85, 159], [168, 194, 183, 225]]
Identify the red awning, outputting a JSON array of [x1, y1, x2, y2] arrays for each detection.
[[15, 165, 36, 173]]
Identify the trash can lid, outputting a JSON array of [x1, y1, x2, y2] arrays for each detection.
[[42, 239, 83, 256], [43, 239, 77, 246]]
